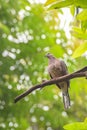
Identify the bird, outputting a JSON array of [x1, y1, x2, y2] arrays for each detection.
[[45, 53, 70, 109]]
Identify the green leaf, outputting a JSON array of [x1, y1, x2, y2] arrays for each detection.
[[81, 21, 87, 31], [44, 0, 57, 6], [77, 9, 87, 21], [70, 5, 75, 16], [48, 0, 74, 9], [72, 27, 87, 39], [45, 0, 87, 9], [64, 122, 87, 130], [84, 118, 87, 123], [72, 42, 87, 58], [74, 0, 87, 8]]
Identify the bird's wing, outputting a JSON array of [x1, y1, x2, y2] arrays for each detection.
[[49, 72, 61, 89], [60, 60, 70, 87], [49, 73, 53, 79], [60, 60, 68, 75]]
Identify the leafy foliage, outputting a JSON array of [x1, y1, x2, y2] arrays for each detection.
[[45, 0, 87, 58], [72, 42, 87, 58], [64, 118, 87, 130], [0, 0, 87, 130], [45, 0, 87, 9]]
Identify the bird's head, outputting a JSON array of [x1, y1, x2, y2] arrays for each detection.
[[45, 53, 55, 59]]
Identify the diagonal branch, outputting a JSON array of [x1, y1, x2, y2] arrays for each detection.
[[14, 66, 87, 103]]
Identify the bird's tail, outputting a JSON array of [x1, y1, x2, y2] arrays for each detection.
[[62, 92, 70, 109]]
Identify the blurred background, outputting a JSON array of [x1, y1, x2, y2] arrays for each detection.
[[0, 0, 87, 130]]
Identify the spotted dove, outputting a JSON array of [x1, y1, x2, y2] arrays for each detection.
[[46, 53, 70, 109]]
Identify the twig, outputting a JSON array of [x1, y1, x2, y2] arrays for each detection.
[[14, 66, 87, 103]]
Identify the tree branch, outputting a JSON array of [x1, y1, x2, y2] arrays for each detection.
[[14, 66, 87, 103]]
